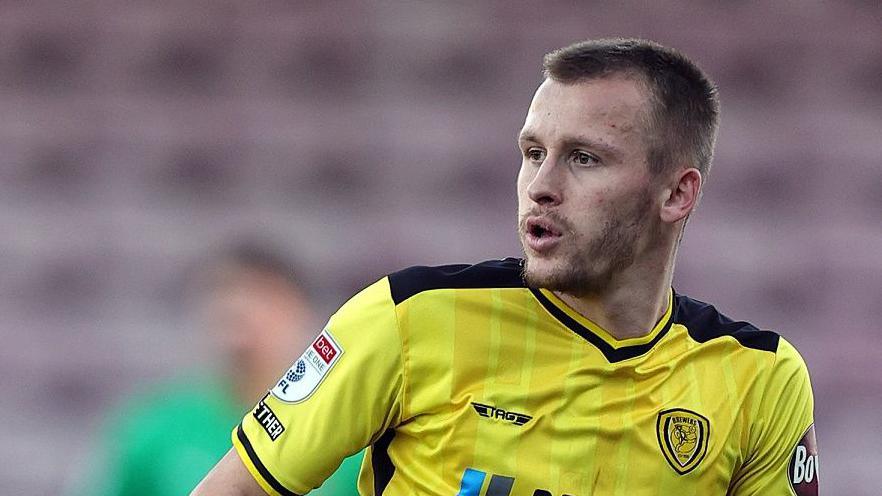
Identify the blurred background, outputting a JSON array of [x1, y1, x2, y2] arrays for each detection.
[[0, 0, 879, 494]]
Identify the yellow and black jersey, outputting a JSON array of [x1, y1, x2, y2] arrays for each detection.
[[233, 258, 818, 496]]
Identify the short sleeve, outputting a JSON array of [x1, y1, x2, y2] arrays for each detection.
[[232, 277, 404, 496], [729, 338, 819, 496]]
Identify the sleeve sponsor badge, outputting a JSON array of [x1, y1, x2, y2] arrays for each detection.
[[789, 424, 819, 495], [252, 397, 285, 441], [270, 329, 343, 403]]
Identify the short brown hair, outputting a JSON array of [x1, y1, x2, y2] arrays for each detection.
[[543, 38, 720, 178]]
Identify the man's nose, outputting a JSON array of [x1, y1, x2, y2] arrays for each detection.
[[526, 157, 563, 206]]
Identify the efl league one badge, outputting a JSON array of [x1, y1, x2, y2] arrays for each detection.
[[271, 329, 343, 403]]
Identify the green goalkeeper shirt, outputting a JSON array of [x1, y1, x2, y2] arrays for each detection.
[[81, 374, 362, 496]]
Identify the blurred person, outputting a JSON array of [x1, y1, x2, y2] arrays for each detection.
[[77, 242, 362, 496], [194, 39, 818, 495]]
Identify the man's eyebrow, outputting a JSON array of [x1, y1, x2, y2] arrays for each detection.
[[517, 131, 539, 144], [562, 137, 622, 158], [518, 131, 622, 158]]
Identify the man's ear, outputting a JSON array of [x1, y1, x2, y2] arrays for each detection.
[[660, 168, 702, 224]]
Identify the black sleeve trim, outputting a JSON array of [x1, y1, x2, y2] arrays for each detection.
[[388, 258, 525, 305], [371, 429, 397, 495], [236, 424, 302, 496], [673, 293, 780, 353]]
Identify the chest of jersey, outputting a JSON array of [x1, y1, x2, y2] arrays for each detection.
[[389, 289, 761, 495]]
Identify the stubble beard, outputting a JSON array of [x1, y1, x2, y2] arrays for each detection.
[[520, 193, 655, 297]]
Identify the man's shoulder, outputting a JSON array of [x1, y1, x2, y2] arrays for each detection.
[[386, 257, 525, 305], [673, 292, 781, 355]]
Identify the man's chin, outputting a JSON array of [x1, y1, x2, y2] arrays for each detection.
[[521, 256, 564, 287], [522, 255, 609, 295]]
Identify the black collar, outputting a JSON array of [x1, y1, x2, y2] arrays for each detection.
[[529, 288, 675, 363]]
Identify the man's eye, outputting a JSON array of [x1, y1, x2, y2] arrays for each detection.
[[571, 150, 599, 166], [526, 148, 545, 162]]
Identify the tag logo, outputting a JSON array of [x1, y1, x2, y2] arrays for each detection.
[[253, 398, 285, 441], [789, 424, 819, 495], [656, 408, 710, 475], [270, 329, 343, 403], [471, 402, 533, 426]]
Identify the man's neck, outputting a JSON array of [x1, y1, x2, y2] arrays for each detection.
[[554, 253, 675, 341]]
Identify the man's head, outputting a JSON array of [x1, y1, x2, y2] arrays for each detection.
[[192, 242, 314, 398], [517, 38, 719, 294]]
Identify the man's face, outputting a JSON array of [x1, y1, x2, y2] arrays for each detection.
[[200, 268, 310, 375], [517, 76, 662, 294]]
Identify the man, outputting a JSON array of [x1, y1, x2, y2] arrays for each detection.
[[192, 39, 818, 496], [77, 242, 361, 496]]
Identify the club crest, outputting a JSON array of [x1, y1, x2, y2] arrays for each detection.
[[656, 408, 710, 475]]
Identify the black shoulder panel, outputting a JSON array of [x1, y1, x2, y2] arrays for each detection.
[[388, 258, 525, 305], [673, 293, 780, 353]]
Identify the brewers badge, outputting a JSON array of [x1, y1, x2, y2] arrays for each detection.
[[656, 408, 710, 475]]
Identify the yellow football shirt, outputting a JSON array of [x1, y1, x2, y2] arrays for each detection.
[[233, 258, 818, 495]]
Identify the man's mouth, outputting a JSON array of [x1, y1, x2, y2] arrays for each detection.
[[527, 219, 561, 238], [523, 216, 564, 252]]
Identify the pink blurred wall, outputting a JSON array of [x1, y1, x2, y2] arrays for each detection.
[[0, 1, 879, 493]]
